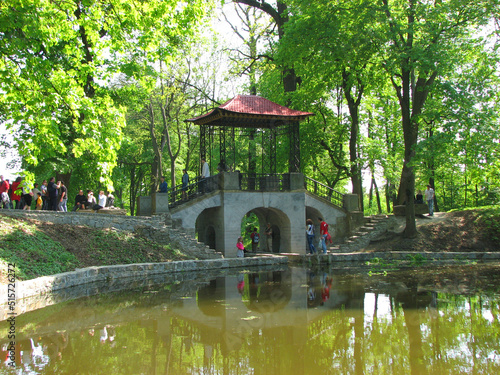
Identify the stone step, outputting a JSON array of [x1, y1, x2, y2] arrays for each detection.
[[353, 231, 369, 237], [347, 235, 362, 242], [358, 226, 376, 232]]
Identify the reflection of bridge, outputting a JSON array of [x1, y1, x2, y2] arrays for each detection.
[[172, 268, 360, 339], [163, 172, 361, 257]]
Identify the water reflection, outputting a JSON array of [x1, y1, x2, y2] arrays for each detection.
[[1, 264, 500, 374]]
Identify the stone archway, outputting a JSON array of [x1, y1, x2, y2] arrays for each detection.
[[243, 207, 290, 253], [195, 207, 222, 250]]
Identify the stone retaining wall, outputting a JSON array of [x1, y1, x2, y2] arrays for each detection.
[[0, 210, 167, 232], [287, 251, 500, 265], [1, 256, 288, 306]]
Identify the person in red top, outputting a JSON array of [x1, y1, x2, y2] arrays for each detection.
[[0, 176, 9, 209], [250, 227, 260, 253], [318, 217, 329, 254], [0, 175, 9, 195], [10, 177, 22, 209]]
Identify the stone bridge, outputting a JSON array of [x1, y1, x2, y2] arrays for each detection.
[[139, 172, 362, 257]]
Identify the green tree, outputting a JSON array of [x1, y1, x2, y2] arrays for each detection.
[[0, 0, 210, 191], [379, 0, 496, 236]]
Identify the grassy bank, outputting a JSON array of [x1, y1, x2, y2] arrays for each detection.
[[468, 206, 500, 243], [0, 215, 191, 283]]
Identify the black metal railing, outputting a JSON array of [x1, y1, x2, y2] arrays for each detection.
[[168, 173, 344, 209], [239, 173, 290, 192], [168, 175, 219, 208], [304, 176, 344, 208]]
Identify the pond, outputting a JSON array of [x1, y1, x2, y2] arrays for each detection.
[[1, 263, 500, 374]]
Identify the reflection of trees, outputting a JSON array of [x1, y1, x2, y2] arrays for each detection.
[[3, 266, 500, 374], [396, 278, 432, 375]]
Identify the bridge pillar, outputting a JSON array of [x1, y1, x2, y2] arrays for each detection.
[[343, 193, 363, 236], [155, 193, 169, 214], [343, 194, 360, 211], [137, 194, 169, 215], [220, 172, 240, 190], [287, 173, 305, 190]]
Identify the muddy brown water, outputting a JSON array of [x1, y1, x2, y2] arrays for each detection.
[[1, 263, 500, 374]]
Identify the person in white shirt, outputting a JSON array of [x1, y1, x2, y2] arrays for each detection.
[[424, 184, 435, 216], [201, 158, 210, 178], [201, 158, 210, 193], [93, 190, 107, 211]]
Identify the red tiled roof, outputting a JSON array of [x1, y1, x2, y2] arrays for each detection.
[[186, 95, 313, 125], [219, 95, 313, 117]]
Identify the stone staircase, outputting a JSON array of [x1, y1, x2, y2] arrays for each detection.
[[329, 214, 393, 253], [131, 215, 223, 260]]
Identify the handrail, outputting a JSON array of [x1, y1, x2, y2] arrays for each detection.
[[168, 173, 344, 209], [239, 173, 290, 192], [168, 175, 218, 208], [304, 176, 344, 208]]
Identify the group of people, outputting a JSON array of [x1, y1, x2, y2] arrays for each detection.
[[0, 175, 48, 211], [0, 175, 114, 212], [71, 189, 114, 212], [306, 217, 331, 255], [236, 223, 274, 257], [157, 170, 190, 201]]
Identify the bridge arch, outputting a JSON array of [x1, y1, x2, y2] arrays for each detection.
[[196, 206, 222, 250], [244, 207, 290, 253]]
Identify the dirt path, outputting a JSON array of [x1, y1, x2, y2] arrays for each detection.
[[365, 211, 498, 252]]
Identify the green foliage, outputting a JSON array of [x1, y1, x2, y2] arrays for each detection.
[[366, 257, 398, 275], [241, 212, 259, 248], [472, 206, 500, 243], [0, 0, 211, 192], [2, 0, 499, 218], [0, 217, 79, 280], [407, 254, 427, 266]]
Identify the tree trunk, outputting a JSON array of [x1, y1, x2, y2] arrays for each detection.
[[130, 167, 136, 216], [236, 0, 299, 96], [56, 172, 72, 190], [343, 70, 365, 213], [426, 124, 439, 212], [385, 181, 392, 214], [370, 176, 382, 214]]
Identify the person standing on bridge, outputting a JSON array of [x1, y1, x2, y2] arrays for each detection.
[[201, 158, 210, 193], [158, 176, 168, 193], [306, 219, 316, 254], [318, 217, 329, 254]]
